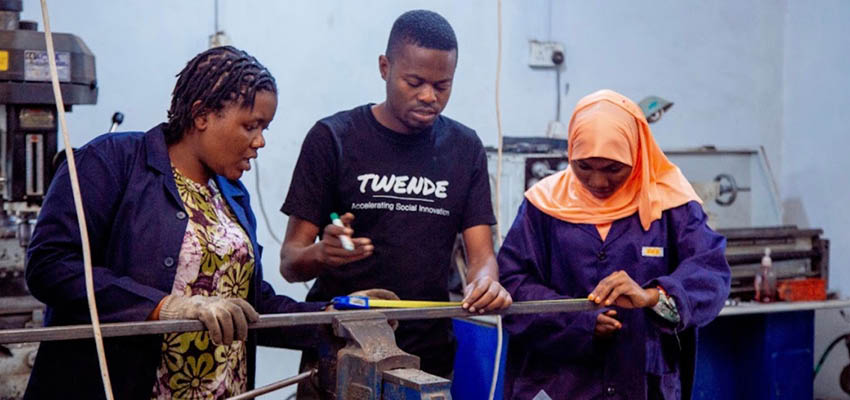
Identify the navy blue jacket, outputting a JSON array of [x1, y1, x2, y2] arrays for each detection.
[[24, 125, 323, 400], [499, 200, 730, 400]]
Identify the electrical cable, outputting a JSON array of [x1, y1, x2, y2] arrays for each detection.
[[814, 333, 850, 378], [493, 0, 504, 246], [490, 2, 505, 400], [252, 159, 311, 291], [489, 314, 504, 400], [39, 1, 114, 399], [252, 159, 282, 245]]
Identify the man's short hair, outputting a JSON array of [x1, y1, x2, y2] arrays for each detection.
[[386, 10, 457, 61]]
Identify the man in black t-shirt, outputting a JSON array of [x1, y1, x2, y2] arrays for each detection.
[[280, 9, 512, 386]]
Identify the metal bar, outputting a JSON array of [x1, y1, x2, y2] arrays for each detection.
[[718, 299, 850, 317], [0, 295, 44, 315], [718, 226, 823, 239], [726, 249, 820, 264], [226, 369, 316, 400], [0, 299, 596, 344], [664, 148, 757, 155]]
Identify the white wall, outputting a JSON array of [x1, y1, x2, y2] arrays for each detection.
[[17, 0, 850, 397], [782, 1, 850, 397], [548, 1, 786, 172]]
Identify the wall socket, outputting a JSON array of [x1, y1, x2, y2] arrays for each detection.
[[528, 40, 564, 68]]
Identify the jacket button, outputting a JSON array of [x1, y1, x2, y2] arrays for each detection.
[[163, 257, 175, 267], [176, 211, 187, 220], [597, 251, 607, 261], [606, 386, 616, 396]]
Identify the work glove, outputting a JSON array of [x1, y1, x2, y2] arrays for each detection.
[[158, 295, 260, 346]]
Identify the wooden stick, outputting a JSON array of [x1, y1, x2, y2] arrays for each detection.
[[39, 1, 114, 399]]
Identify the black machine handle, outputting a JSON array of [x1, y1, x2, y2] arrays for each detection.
[[109, 112, 124, 133]]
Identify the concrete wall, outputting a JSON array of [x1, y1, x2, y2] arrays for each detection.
[[17, 0, 850, 397]]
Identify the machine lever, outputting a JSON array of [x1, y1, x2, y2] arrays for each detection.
[[109, 112, 124, 133]]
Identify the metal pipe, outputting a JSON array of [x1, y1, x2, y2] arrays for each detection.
[[0, 299, 596, 344], [226, 369, 316, 400], [0, 296, 44, 315]]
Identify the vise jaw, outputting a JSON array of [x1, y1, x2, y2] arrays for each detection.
[[333, 313, 419, 398], [318, 313, 451, 399]]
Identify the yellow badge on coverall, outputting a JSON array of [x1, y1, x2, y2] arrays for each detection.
[[642, 246, 664, 257]]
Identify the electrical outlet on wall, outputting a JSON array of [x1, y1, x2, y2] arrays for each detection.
[[528, 40, 565, 68]]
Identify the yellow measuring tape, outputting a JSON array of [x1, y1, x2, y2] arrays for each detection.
[[368, 299, 463, 308], [331, 296, 592, 310], [331, 296, 463, 309]]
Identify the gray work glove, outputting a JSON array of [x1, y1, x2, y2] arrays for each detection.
[[159, 295, 260, 346]]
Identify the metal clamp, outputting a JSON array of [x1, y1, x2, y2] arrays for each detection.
[[330, 314, 420, 399]]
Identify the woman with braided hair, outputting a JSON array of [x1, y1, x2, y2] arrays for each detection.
[[23, 46, 380, 399]]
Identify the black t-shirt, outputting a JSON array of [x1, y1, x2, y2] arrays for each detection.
[[282, 104, 495, 375]]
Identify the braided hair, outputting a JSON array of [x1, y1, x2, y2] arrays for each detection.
[[164, 46, 277, 144]]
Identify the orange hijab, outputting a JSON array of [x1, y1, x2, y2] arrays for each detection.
[[525, 89, 700, 239]]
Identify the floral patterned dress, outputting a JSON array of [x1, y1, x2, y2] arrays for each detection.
[[151, 167, 255, 400]]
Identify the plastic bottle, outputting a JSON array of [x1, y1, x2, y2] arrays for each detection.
[[754, 248, 777, 302]]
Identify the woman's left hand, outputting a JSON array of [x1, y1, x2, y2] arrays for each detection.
[[587, 270, 660, 309]]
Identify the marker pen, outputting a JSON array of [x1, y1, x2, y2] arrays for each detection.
[[330, 213, 355, 251]]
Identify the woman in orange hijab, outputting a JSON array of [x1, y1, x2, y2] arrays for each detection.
[[498, 90, 731, 400]]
